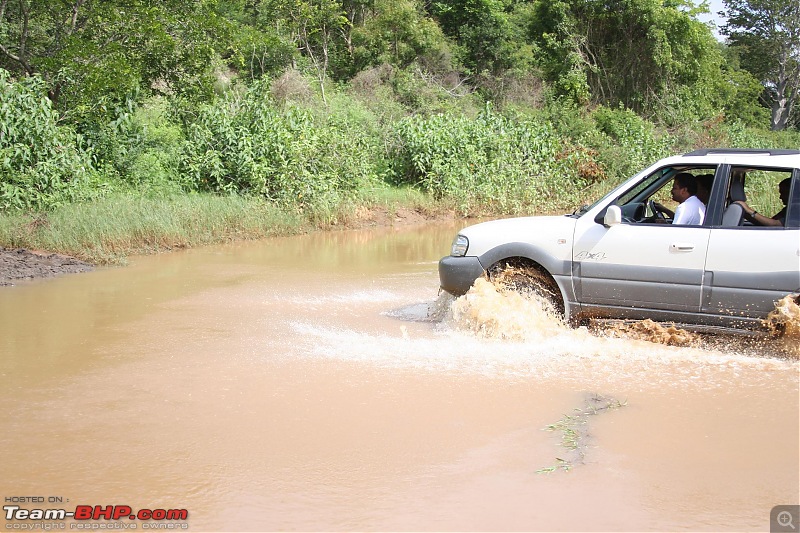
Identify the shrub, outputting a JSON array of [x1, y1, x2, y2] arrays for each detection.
[[582, 105, 674, 183], [720, 121, 800, 149], [181, 80, 385, 211], [0, 69, 106, 210], [270, 69, 314, 106], [392, 105, 590, 214]]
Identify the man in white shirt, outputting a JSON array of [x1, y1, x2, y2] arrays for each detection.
[[655, 173, 706, 224]]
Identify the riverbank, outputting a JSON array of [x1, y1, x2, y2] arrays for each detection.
[[0, 247, 94, 285], [0, 189, 465, 285]]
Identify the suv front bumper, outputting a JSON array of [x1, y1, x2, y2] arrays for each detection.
[[438, 255, 486, 296]]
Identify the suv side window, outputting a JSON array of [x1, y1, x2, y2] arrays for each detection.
[[785, 172, 800, 228], [734, 166, 795, 228], [613, 165, 717, 225]]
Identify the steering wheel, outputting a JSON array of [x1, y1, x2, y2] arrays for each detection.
[[648, 199, 668, 221]]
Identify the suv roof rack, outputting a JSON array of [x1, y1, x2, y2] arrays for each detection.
[[683, 148, 800, 157]]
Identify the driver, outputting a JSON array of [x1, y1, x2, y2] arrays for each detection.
[[654, 173, 706, 225]]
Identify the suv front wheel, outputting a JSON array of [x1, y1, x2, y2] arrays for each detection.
[[487, 260, 566, 320]]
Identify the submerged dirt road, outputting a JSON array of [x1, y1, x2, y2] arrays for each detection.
[[1, 223, 797, 531]]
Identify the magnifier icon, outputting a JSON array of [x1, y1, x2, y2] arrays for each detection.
[[778, 510, 796, 530]]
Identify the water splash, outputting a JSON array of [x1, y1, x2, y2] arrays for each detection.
[[765, 294, 800, 357], [449, 278, 565, 341], [594, 319, 700, 347], [445, 276, 700, 348], [443, 274, 797, 360], [284, 273, 798, 384]]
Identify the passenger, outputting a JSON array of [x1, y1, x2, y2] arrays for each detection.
[[653, 173, 706, 224], [696, 174, 714, 205], [734, 177, 792, 227]]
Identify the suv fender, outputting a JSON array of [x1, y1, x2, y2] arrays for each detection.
[[478, 242, 578, 319]]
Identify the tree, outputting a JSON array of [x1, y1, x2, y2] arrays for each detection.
[[216, 0, 297, 80], [528, 0, 725, 118], [350, 0, 449, 71], [282, 0, 349, 103], [429, 0, 517, 74], [0, 0, 225, 120], [721, 0, 800, 130]]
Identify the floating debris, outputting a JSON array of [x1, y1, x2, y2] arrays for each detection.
[[537, 393, 626, 474]]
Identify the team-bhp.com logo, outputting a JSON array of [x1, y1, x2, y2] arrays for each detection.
[[4, 504, 189, 529]]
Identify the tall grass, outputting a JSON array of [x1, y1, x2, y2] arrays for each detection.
[[0, 193, 303, 264], [392, 105, 593, 215], [0, 187, 453, 264]]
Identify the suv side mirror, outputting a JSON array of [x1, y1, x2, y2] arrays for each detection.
[[603, 205, 622, 227]]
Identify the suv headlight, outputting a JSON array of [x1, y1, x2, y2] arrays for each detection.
[[451, 234, 469, 257]]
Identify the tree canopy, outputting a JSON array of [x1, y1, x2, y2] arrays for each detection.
[[721, 0, 800, 130], [0, 0, 229, 128], [0, 0, 795, 130]]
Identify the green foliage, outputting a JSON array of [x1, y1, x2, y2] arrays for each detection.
[[721, 0, 800, 130], [392, 105, 590, 214], [71, 94, 191, 202], [716, 46, 771, 127], [350, 0, 452, 72], [349, 65, 410, 122], [215, 0, 297, 80], [387, 66, 479, 114], [0, 0, 226, 121], [528, 0, 727, 119], [2, 0, 799, 226], [265, 0, 350, 102], [587, 105, 675, 178], [0, 69, 107, 210], [522, 102, 675, 198], [181, 80, 383, 209], [430, 0, 519, 74], [718, 120, 800, 149], [225, 23, 296, 80], [111, 99, 188, 194]]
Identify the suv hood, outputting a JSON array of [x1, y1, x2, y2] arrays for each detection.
[[460, 215, 578, 257]]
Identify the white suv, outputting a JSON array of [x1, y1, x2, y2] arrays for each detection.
[[439, 149, 800, 331]]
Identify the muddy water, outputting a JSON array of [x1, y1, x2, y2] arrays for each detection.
[[1, 223, 797, 532]]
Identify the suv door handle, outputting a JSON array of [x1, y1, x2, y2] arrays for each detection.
[[670, 242, 695, 252]]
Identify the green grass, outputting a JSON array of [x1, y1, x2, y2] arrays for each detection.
[[0, 187, 456, 264], [0, 193, 305, 264], [356, 184, 447, 214]]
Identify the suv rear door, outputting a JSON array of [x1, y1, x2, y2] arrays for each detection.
[[703, 167, 800, 321]]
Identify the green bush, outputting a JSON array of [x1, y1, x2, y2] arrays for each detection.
[[0, 69, 107, 210], [181, 80, 385, 211], [720, 121, 800, 149], [86, 97, 188, 196], [119, 99, 187, 194], [392, 105, 590, 214], [581, 105, 674, 183]]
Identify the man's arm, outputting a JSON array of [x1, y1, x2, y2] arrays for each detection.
[[653, 202, 675, 218], [734, 201, 783, 227]]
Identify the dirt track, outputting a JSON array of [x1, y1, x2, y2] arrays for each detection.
[[0, 247, 93, 286]]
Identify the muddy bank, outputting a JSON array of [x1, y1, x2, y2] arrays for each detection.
[[0, 206, 458, 286], [0, 247, 94, 286]]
